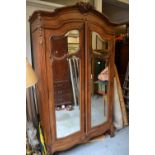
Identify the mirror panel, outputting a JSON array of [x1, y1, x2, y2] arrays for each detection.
[[91, 32, 109, 127], [66, 30, 80, 54], [52, 30, 80, 138], [92, 32, 109, 55]]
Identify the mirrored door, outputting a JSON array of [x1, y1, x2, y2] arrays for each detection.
[[90, 32, 110, 128], [51, 30, 82, 139]]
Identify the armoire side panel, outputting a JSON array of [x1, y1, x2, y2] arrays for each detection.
[[31, 29, 52, 152]]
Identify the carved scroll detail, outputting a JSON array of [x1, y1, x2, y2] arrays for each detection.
[[53, 53, 69, 61], [76, 2, 94, 13], [39, 28, 43, 44], [37, 14, 43, 44]]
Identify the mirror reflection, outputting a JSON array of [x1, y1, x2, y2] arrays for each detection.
[[91, 32, 109, 127], [52, 30, 80, 138], [92, 32, 109, 54], [66, 30, 80, 54]]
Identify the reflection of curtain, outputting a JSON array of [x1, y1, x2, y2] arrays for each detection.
[[68, 56, 79, 106]]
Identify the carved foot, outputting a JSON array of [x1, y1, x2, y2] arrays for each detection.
[[109, 125, 115, 137]]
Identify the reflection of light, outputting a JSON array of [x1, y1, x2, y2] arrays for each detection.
[[97, 61, 101, 64]]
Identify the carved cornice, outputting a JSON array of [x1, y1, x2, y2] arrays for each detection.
[[29, 2, 119, 30]]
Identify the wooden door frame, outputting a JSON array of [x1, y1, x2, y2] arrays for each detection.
[[45, 21, 86, 153], [85, 21, 115, 139]]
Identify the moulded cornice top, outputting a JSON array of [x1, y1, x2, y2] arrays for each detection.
[[29, 2, 119, 26]]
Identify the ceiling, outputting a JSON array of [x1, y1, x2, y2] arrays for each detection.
[[102, 0, 129, 24], [41, 0, 94, 6]]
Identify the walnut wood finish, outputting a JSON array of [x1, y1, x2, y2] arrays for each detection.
[[29, 2, 117, 154]]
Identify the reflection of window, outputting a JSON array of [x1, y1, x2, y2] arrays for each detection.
[[92, 32, 109, 54], [65, 30, 80, 53]]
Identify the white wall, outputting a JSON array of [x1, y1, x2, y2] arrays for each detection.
[[26, 0, 64, 63]]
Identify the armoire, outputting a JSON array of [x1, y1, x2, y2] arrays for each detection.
[[29, 2, 117, 154]]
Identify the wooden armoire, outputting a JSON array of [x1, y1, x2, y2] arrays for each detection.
[[29, 2, 117, 154]]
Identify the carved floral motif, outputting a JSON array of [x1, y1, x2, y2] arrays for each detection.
[[76, 2, 94, 13]]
